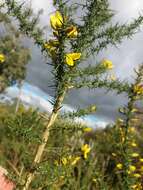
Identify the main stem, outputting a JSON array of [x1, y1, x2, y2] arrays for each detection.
[[22, 88, 67, 190]]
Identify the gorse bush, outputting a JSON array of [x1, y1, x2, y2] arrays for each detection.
[[0, 103, 143, 190], [0, 0, 143, 189]]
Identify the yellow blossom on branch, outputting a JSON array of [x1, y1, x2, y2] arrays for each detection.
[[0, 54, 5, 63], [133, 84, 143, 95], [101, 59, 114, 69], [129, 165, 136, 172], [131, 108, 138, 113], [71, 156, 80, 165], [44, 40, 59, 58], [131, 142, 137, 147], [128, 127, 136, 133], [65, 53, 81, 66], [66, 25, 78, 38], [131, 153, 139, 158], [131, 184, 142, 190], [61, 157, 68, 166], [92, 178, 97, 183], [81, 144, 91, 159], [50, 11, 63, 30], [140, 158, 143, 162], [116, 163, 123, 170], [133, 173, 141, 178], [44, 40, 59, 49]]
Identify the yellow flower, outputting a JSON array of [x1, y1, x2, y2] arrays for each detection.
[[71, 156, 80, 165], [131, 108, 138, 113], [131, 153, 139, 158], [131, 142, 137, 147], [44, 40, 59, 49], [54, 160, 59, 166], [61, 157, 68, 166], [116, 163, 123, 170], [129, 165, 136, 172], [66, 26, 78, 38], [83, 127, 93, 132], [133, 173, 141, 178], [133, 84, 143, 95], [101, 59, 113, 69], [81, 144, 91, 159], [65, 53, 81, 66], [44, 40, 59, 57], [127, 170, 131, 175], [0, 54, 5, 63], [131, 184, 142, 190], [140, 158, 143, 162], [92, 178, 97, 183], [129, 127, 135, 133], [50, 11, 63, 30]]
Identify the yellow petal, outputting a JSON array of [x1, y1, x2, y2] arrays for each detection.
[[102, 59, 113, 69], [50, 11, 63, 30], [68, 53, 81, 61], [116, 163, 123, 170], [0, 54, 5, 63], [44, 40, 59, 48], [50, 15, 57, 30], [66, 55, 74, 66], [131, 153, 139, 158], [71, 157, 80, 165], [129, 165, 136, 172], [66, 26, 78, 38], [55, 11, 63, 23]]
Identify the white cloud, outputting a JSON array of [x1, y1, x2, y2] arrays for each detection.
[[110, 0, 143, 21], [1, 83, 109, 128], [30, 0, 55, 26]]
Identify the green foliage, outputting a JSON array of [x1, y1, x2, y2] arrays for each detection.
[[0, 11, 31, 92], [0, 103, 142, 189]]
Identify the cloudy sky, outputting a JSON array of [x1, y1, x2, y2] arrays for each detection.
[[25, 0, 143, 123]]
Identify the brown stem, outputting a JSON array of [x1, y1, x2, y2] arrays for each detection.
[[22, 89, 67, 190], [6, 159, 20, 177]]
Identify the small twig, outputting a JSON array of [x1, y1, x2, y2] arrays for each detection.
[[6, 159, 20, 177]]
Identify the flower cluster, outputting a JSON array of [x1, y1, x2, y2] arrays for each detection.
[[44, 11, 81, 66]]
